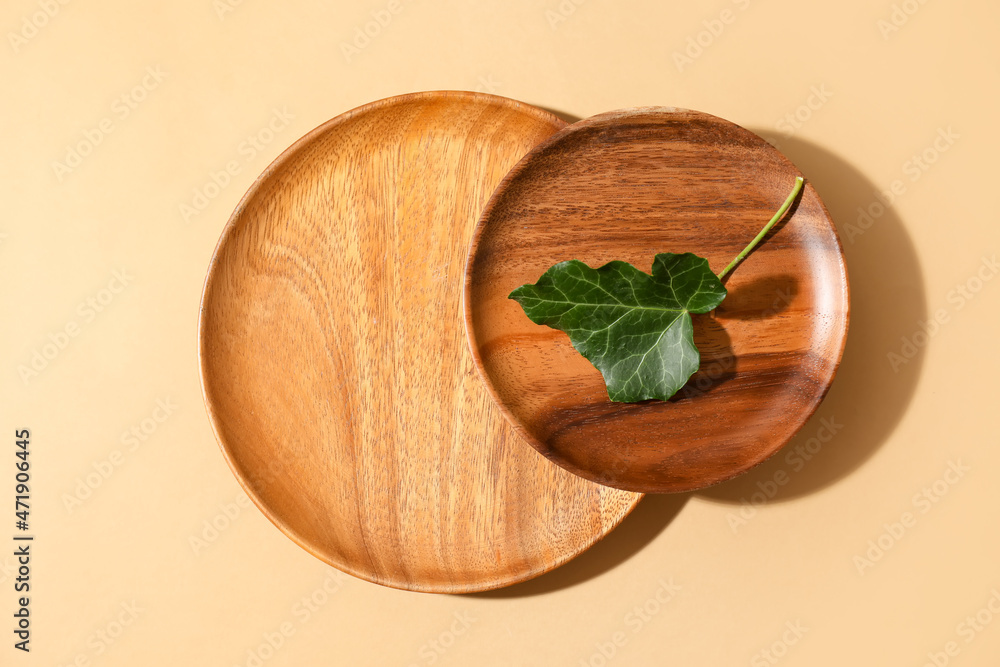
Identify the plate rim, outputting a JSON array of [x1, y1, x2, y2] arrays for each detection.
[[197, 91, 644, 593], [463, 105, 852, 494]]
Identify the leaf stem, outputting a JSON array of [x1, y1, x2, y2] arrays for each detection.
[[716, 176, 805, 281]]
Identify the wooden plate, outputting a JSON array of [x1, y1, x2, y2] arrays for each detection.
[[198, 92, 642, 593], [465, 107, 849, 494]]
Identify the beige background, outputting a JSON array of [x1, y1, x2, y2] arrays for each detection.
[[3, 0, 998, 665]]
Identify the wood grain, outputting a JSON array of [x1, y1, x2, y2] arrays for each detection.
[[465, 107, 850, 494], [198, 92, 642, 593]]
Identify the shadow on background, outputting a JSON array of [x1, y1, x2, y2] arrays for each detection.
[[469, 121, 926, 597], [539, 107, 582, 125], [700, 132, 927, 504], [469, 493, 689, 598], [469, 107, 687, 599]]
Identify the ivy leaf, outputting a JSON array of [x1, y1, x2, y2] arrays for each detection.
[[508, 176, 805, 403], [510, 253, 727, 402]]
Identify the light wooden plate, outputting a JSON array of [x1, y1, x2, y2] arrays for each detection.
[[465, 107, 849, 494], [198, 92, 642, 593]]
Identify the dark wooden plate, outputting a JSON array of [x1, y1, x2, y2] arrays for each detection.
[[199, 92, 642, 593], [464, 107, 849, 493]]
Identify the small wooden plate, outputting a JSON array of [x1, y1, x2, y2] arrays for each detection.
[[198, 92, 641, 593], [465, 107, 849, 494]]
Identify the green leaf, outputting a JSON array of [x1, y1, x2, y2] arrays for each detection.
[[510, 252, 727, 402], [508, 176, 805, 403]]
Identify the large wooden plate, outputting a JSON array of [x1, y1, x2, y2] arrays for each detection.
[[465, 107, 849, 494], [198, 92, 642, 593]]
